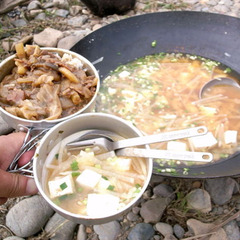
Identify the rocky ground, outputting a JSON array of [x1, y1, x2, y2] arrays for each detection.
[[1, 0, 240, 240]]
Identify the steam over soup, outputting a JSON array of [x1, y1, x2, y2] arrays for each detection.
[[45, 132, 147, 217], [98, 53, 240, 164]]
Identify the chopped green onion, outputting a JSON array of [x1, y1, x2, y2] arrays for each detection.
[[60, 182, 68, 190], [55, 153, 59, 159], [151, 40, 157, 48], [72, 171, 81, 177], [71, 161, 79, 171], [135, 183, 141, 189], [107, 185, 115, 191], [102, 176, 108, 180], [94, 164, 101, 169]]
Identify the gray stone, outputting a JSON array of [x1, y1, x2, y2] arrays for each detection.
[[55, 9, 69, 18], [186, 189, 212, 213], [29, 9, 43, 18], [33, 27, 64, 47], [153, 183, 175, 200], [126, 211, 139, 222], [155, 222, 173, 236], [57, 35, 84, 50], [163, 234, 177, 240], [77, 224, 87, 240], [53, 0, 69, 9], [44, 213, 77, 240], [128, 223, 155, 240], [140, 197, 171, 223], [27, 0, 41, 11], [67, 16, 88, 28], [205, 177, 236, 205], [12, 19, 27, 27], [223, 220, 240, 240], [173, 224, 185, 239], [187, 218, 215, 235], [209, 228, 228, 240], [93, 221, 121, 240], [0, 0, 28, 14], [35, 12, 46, 20], [6, 195, 54, 237], [70, 5, 82, 16]]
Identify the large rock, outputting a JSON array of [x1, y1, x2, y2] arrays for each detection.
[[33, 27, 64, 47], [44, 213, 77, 240], [0, 0, 28, 14], [140, 197, 171, 223], [6, 195, 54, 237]]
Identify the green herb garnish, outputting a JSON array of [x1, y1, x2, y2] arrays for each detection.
[[135, 183, 141, 189], [151, 40, 157, 48], [55, 153, 59, 159], [107, 185, 115, 191], [72, 171, 81, 177], [102, 176, 108, 180], [77, 187, 83, 193], [71, 161, 79, 171], [60, 182, 68, 190]]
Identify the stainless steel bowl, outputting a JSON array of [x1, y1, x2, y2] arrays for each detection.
[[33, 113, 153, 225], [0, 48, 100, 129]]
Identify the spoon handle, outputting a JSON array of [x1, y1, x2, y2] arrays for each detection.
[[116, 147, 213, 162], [114, 126, 208, 149]]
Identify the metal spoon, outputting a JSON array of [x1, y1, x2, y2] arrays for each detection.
[[199, 77, 240, 98], [66, 126, 212, 162]]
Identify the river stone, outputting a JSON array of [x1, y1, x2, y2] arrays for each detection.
[[163, 234, 177, 240], [128, 223, 155, 240], [186, 189, 212, 213], [153, 183, 175, 200], [205, 177, 236, 205], [140, 197, 171, 223], [44, 213, 77, 240], [93, 221, 121, 240], [77, 224, 87, 240], [187, 218, 215, 235], [223, 220, 240, 240], [155, 222, 173, 236], [6, 195, 54, 237], [173, 224, 185, 239], [33, 27, 64, 47], [209, 228, 228, 240]]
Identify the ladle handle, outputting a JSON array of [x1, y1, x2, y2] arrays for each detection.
[[116, 147, 213, 162], [114, 126, 207, 150]]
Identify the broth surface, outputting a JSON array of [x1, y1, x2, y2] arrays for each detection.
[[97, 53, 240, 166]]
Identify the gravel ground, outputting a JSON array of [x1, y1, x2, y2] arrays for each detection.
[[1, 1, 240, 240]]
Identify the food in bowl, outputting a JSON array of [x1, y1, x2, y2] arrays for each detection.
[[98, 53, 240, 164], [34, 113, 152, 224], [45, 134, 147, 217], [0, 43, 99, 120]]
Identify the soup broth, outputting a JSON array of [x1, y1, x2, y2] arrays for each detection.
[[97, 53, 240, 165], [45, 133, 147, 217]]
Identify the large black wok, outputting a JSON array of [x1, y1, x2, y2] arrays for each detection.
[[71, 11, 240, 178]]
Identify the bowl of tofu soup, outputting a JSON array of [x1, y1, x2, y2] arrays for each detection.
[[0, 44, 100, 129], [33, 113, 153, 225]]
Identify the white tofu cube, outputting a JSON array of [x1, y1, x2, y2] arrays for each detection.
[[116, 158, 132, 171], [76, 169, 101, 190], [97, 178, 111, 192], [224, 130, 238, 144], [87, 194, 120, 217], [48, 174, 75, 199], [189, 132, 217, 149], [167, 141, 187, 151]]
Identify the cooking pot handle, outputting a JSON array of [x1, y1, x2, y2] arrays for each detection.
[[7, 125, 49, 177]]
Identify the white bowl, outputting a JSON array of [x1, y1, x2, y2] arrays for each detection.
[[33, 113, 153, 225]]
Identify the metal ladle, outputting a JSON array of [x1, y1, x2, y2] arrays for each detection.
[[199, 77, 240, 98]]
